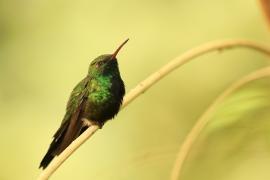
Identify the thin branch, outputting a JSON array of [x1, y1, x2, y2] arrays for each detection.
[[38, 39, 270, 180], [170, 66, 270, 180], [122, 39, 270, 108]]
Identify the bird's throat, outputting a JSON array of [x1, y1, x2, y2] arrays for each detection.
[[88, 75, 112, 104]]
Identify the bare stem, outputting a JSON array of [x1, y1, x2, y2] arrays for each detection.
[[38, 39, 270, 180], [122, 39, 270, 108], [170, 66, 270, 180]]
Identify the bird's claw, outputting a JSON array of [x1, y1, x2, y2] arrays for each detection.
[[82, 118, 103, 129]]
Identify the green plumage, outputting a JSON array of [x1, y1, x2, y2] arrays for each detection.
[[40, 40, 128, 169], [89, 76, 113, 104]]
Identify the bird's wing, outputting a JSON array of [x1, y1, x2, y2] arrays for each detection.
[[54, 76, 91, 152], [63, 77, 90, 124], [40, 76, 90, 169]]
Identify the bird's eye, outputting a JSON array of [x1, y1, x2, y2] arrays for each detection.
[[97, 61, 104, 66]]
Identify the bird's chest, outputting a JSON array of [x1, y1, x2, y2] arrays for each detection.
[[82, 75, 124, 122], [88, 76, 113, 104]]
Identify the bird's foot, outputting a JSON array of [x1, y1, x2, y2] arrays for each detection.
[[82, 118, 103, 129]]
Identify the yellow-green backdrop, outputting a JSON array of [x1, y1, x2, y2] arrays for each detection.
[[0, 0, 270, 179]]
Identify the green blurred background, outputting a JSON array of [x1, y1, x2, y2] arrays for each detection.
[[1, 0, 270, 179]]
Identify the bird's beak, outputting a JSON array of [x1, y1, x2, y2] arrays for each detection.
[[111, 38, 129, 60]]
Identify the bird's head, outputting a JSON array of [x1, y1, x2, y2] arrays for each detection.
[[88, 39, 129, 77]]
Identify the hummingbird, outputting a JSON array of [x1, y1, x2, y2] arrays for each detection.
[[39, 39, 128, 169]]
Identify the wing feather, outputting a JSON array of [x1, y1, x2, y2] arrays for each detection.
[[39, 76, 90, 169]]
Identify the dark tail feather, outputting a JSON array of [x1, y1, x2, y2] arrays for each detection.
[[39, 120, 69, 169], [39, 152, 55, 169], [39, 116, 87, 169], [40, 90, 90, 169], [39, 138, 62, 169]]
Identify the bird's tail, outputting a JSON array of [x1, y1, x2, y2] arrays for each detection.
[[39, 151, 55, 169], [39, 120, 69, 169], [39, 116, 88, 169]]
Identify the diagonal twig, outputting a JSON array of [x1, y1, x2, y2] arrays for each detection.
[[170, 66, 270, 180], [38, 39, 270, 180]]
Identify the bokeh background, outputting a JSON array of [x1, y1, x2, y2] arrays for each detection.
[[1, 0, 270, 179]]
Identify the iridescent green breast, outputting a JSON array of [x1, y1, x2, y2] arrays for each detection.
[[88, 75, 112, 104]]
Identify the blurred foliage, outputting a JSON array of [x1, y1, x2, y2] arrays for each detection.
[[0, 0, 270, 180], [183, 78, 270, 180]]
